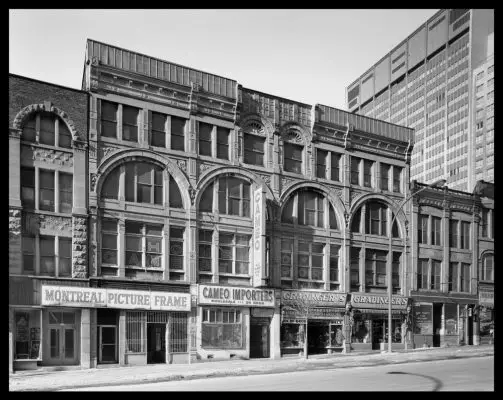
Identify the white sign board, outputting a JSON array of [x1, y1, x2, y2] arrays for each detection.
[[253, 187, 266, 287], [41, 285, 191, 312], [198, 284, 275, 308]]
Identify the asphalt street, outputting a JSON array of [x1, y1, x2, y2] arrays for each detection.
[[63, 355, 493, 391]]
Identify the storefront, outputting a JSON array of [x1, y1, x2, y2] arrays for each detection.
[[40, 284, 191, 368], [478, 284, 494, 345], [350, 293, 410, 351], [280, 290, 347, 356], [197, 284, 278, 360], [410, 292, 478, 348]]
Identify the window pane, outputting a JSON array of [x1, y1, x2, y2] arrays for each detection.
[[58, 120, 72, 148], [22, 114, 37, 142], [59, 173, 73, 213], [199, 183, 214, 212], [169, 176, 183, 208], [171, 116, 186, 151], [123, 105, 138, 125], [39, 113, 55, 145]]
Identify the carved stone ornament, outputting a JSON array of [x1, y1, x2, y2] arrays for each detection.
[[72, 216, 88, 278], [244, 121, 266, 136], [281, 177, 295, 190], [39, 215, 72, 233], [100, 146, 118, 160], [283, 130, 303, 144], [24, 146, 74, 167], [189, 187, 196, 205], [90, 173, 97, 192], [199, 162, 212, 175], [344, 211, 351, 229], [258, 174, 271, 185], [176, 159, 187, 172], [91, 56, 99, 66]]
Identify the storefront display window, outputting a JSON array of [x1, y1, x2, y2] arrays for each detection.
[[444, 303, 458, 335], [201, 308, 243, 349], [330, 324, 344, 346], [280, 323, 304, 348], [14, 310, 41, 360], [351, 319, 370, 343]]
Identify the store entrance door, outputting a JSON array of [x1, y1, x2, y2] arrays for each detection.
[[433, 304, 442, 347], [48, 311, 78, 365], [250, 318, 270, 358], [147, 323, 166, 364], [307, 321, 329, 355], [98, 326, 117, 363]]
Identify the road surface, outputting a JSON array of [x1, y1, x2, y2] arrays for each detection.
[[63, 356, 493, 391]]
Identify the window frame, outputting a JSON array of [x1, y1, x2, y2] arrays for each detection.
[[243, 133, 265, 166], [218, 233, 251, 276], [297, 241, 325, 282], [121, 105, 139, 143], [125, 221, 164, 270], [101, 100, 118, 138], [283, 142, 303, 174]]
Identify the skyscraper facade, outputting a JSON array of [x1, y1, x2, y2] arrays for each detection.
[[346, 9, 494, 192]]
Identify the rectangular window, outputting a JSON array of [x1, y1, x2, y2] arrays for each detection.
[[101, 219, 118, 266], [381, 163, 390, 191], [125, 311, 145, 353], [198, 230, 213, 272], [460, 221, 470, 249], [316, 149, 328, 179], [329, 245, 339, 282], [417, 259, 428, 290], [244, 134, 265, 166], [199, 122, 212, 156], [480, 209, 489, 238], [39, 235, 55, 276], [58, 237, 72, 277], [283, 143, 303, 174], [122, 105, 139, 142], [39, 113, 55, 146], [297, 241, 324, 281], [431, 216, 442, 246], [22, 235, 35, 274], [59, 173, 73, 213], [351, 157, 360, 185], [431, 260, 441, 290], [363, 160, 373, 188], [280, 239, 293, 279], [14, 310, 42, 360], [169, 227, 184, 271], [393, 166, 402, 193], [218, 177, 250, 217], [460, 263, 470, 292], [216, 127, 230, 160], [392, 252, 401, 289], [350, 247, 360, 290], [101, 101, 118, 138], [365, 249, 388, 287], [449, 262, 458, 292], [418, 215, 428, 244], [218, 233, 250, 275], [449, 220, 458, 248], [21, 167, 35, 209], [151, 112, 166, 148], [58, 120, 72, 149], [201, 308, 243, 349], [125, 222, 143, 268], [146, 225, 163, 269], [331, 153, 340, 181], [170, 116, 186, 151], [125, 222, 163, 270], [39, 169, 55, 212]]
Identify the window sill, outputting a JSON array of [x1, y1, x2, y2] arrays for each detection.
[[218, 273, 250, 277], [19, 141, 73, 153]]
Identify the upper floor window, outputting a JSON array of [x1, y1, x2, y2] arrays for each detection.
[[22, 234, 72, 277], [170, 115, 186, 151], [297, 241, 324, 281], [315, 149, 341, 181], [283, 142, 303, 174], [126, 163, 163, 205], [216, 127, 230, 160], [392, 166, 403, 193], [281, 190, 338, 230], [21, 167, 35, 210], [198, 230, 213, 273], [480, 254, 494, 282], [449, 220, 458, 248], [198, 122, 212, 156], [366, 202, 387, 236], [59, 173, 73, 214], [218, 176, 250, 217], [418, 214, 429, 244], [101, 101, 118, 138], [460, 221, 470, 249], [151, 112, 167, 148], [101, 219, 118, 266], [122, 105, 139, 142], [351, 157, 360, 185], [363, 160, 373, 188], [244, 133, 265, 166], [418, 259, 441, 290], [480, 209, 490, 238], [381, 163, 390, 191], [22, 112, 72, 148], [431, 216, 442, 246], [449, 262, 471, 292], [365, 249, 387, 287], [218, 233, 250, 275], [125, 221, 163, 269], [350, 247, 361, 291]]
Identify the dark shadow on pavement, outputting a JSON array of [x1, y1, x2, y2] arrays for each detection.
[[387, 371, 442, 391]]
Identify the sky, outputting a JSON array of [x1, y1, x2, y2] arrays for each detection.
[[9, 9, 439, 110]]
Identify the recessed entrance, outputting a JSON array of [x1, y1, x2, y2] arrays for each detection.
[[147, 323, 166, 364], [250, 317, 270, 358], [47, 311, 78, 365]]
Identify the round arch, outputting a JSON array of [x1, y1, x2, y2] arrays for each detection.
[[237, 112, 276, 137], [95, 149, 191, 209], [13, 103, 80, 141], [279, 181, 347, 230], [349, 193, 408, 238], [279, 121, 312, 146]]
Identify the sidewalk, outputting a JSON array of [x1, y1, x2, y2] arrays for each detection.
[[9, 345, 494, 391]]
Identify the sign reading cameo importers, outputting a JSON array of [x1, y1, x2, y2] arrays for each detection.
[[351, 294, 408, 310], [198, 284, 275, 308], [41, 285, 191, 312]]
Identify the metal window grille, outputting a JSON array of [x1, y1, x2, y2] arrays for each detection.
[[170, 312, 188, 353], [126, 311, 146, 353]]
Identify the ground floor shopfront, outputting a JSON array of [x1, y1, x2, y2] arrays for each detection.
[[410, 291, 479, 348], [478, 283, 494, 345]]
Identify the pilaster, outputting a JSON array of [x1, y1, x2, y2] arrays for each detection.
[[9, 128, 22, 208]]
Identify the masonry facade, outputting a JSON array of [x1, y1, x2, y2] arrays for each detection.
[[8, 38, 494, 372]]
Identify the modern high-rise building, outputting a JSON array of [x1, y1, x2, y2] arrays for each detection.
[[345, 9, 494, 192]]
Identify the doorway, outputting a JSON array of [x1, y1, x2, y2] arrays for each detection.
[[433, 303, 442, 347], [147, 323, 166, 364], [307, 321, 329, 355], [48, 311, 78, 365], [250, 318, 270, 358], [98, 326, 117, 363]]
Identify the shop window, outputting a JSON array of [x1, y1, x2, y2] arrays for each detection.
[[281, 324, 303, 349], [244, 133, 265, 166], [125, 222, 163, 269], [198, 230, 213, 272], [218, 233, 250, 275], [201, 308, 243, 349], [216, 127, 230, 160], [14, 310, 41, 360], [351, 157, 360, 185], [125, 311, 146, 353], [40, 235, 56, 276], [101, 219, 118, 266], [122, 105, 139, 142], [101, 100, 118, 138], [460, 221, 470, 249], [431, 216, 442, 246], [365, 249, 387, 287], [170, 312, 188, 353], [283, 142, 303, 174], [480, 254, 494, 282], [198, 122, 212, 156], [59, 173, 73, 213], [218, 176, 250, 217], [381, 163, 390, 191], [418, 214, 428, 244], [444, 303, 458, 335], [21, 167, 35, 210], [39, 169, 55, 211], [449, 220, 459, 248], [281, 239, 293, 279], [329, 245, 340, 282], [297, 241, 325, 281]]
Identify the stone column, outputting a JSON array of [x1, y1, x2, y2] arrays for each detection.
[[90, 308, 98, 368], [118, 219, 126, 278], [80, 309, 91, 369], [270, 306, 282, 359], [9, 208, 22, 275], [119, 310, 126, 365], [72, 141, 88, 216]]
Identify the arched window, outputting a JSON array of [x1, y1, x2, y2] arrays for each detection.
[[350, 201, 399, 237], [199, 176, 251, 217], [100, 162, 183, 208], [481, 254, 494, 281], [281, 189, 338, 229], [21, 112, 72, 148]]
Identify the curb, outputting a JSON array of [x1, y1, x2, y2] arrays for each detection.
[[10, 350, 493, 392]]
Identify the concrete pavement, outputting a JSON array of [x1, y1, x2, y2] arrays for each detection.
[[9, 344, 494, 392]]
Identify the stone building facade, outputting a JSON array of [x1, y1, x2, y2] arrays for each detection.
[[9, 39, 493, 372]]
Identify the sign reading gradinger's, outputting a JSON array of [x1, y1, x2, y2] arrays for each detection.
[[198, 284, 275, 307], [41, 285, 191, 311]]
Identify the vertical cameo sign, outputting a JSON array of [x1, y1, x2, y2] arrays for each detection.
[[253, 186, 266, 287]]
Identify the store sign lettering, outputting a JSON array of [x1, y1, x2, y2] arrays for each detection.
[[351, 294, 408, 309], [281, 290, 346, 306], [253, 187, 266, 287], [41, 285, 190, 311], [198, 284, 275, 307], [479, 288, 494, 306]]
